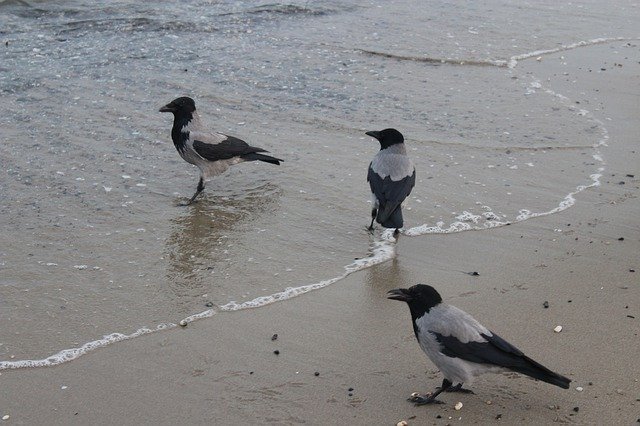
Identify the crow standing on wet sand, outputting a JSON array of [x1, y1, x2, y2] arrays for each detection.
[[388, 284, 571, 405], [366, 128, 415, 234], [159, 97, 283, 205]]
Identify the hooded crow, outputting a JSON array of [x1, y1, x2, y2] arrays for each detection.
[[388, 284, 570, 405], [159, 97, 283, 205], [366, 128, 415, 233]]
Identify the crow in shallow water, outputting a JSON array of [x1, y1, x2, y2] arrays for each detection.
[[388, 284, 571, 405], [159, 97, 282, 205], [366, 128, 415, 234]]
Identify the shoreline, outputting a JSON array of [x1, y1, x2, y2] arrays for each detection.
[[1, 42, 638, 425]]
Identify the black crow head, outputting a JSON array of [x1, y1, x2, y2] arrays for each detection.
[[159, 97, 196, 115], [388, 284, 442, 318], [365, 128, 404, 149]]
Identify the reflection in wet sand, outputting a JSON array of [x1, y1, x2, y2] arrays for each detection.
[[365, 256, 412, 296], [164, 182, 281, 307]]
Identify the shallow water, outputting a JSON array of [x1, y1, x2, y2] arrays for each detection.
[[0, 0, 638, 367]]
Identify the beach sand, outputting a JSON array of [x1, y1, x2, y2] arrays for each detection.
[[1, 44, 638, 425]]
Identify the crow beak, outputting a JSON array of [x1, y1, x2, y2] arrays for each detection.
[[159, 103, 175, 113], [387, 288, 412, 302], [365, 130, 381, 141]]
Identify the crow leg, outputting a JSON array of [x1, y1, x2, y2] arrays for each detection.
[[182, 177, 205, 206], [409, 379, 452, 405], [445, 383, 474, 394], [368, 208, 377, 231]]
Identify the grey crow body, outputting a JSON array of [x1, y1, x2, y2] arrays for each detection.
[[159, 97, 282, 205], [366, 128, 415, 233], [388, 284, 570, 405]]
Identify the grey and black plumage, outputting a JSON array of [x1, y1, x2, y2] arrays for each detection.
[[159, 97, 283, 205], [366, 128, 415, 233], [388, 284, 570, 405]]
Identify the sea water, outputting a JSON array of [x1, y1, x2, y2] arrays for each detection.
[[0, 0, 637, 368]]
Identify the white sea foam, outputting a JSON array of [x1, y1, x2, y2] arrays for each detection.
[[220, 230, 397, 311], [506, 37, 630, 68], [406, 73, 608, 237], [0, 37, 619, 372], [455, 211, 481, 223], [0, 232, 397, 370], [405, 216, 509, 236], [0, 324, 174, 370], [179, 309, 216, 324]]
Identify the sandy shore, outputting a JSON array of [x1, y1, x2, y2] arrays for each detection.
[[1, 44, 638, 425]]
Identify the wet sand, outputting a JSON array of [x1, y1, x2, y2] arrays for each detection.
[[1, 44, 639, 425]]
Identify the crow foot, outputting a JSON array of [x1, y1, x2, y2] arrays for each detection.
[[408, 393, 445, 405]]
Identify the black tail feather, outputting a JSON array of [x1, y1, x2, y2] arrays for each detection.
[[377, 204, 403, 229], [514, 355, 571, 389], [242, 152, 283, 165]]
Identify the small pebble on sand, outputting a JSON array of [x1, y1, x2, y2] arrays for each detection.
[[576, 386, 584, 392], [454, 401, 463, 410], [179, 319, 187, 327], [2, 415, 9, 421], [554, 325, 563, 333], [396, 421, 408, 426]]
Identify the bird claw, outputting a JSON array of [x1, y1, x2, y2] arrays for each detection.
[[407, 393, 444, 405], [407, 395, 420, 402]]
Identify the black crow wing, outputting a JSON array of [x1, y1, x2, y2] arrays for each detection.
[[434, 331, 570, 388], [368, 165, 416, 223], [433, 331, 525, 366], [193, 135, 268, 162]]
